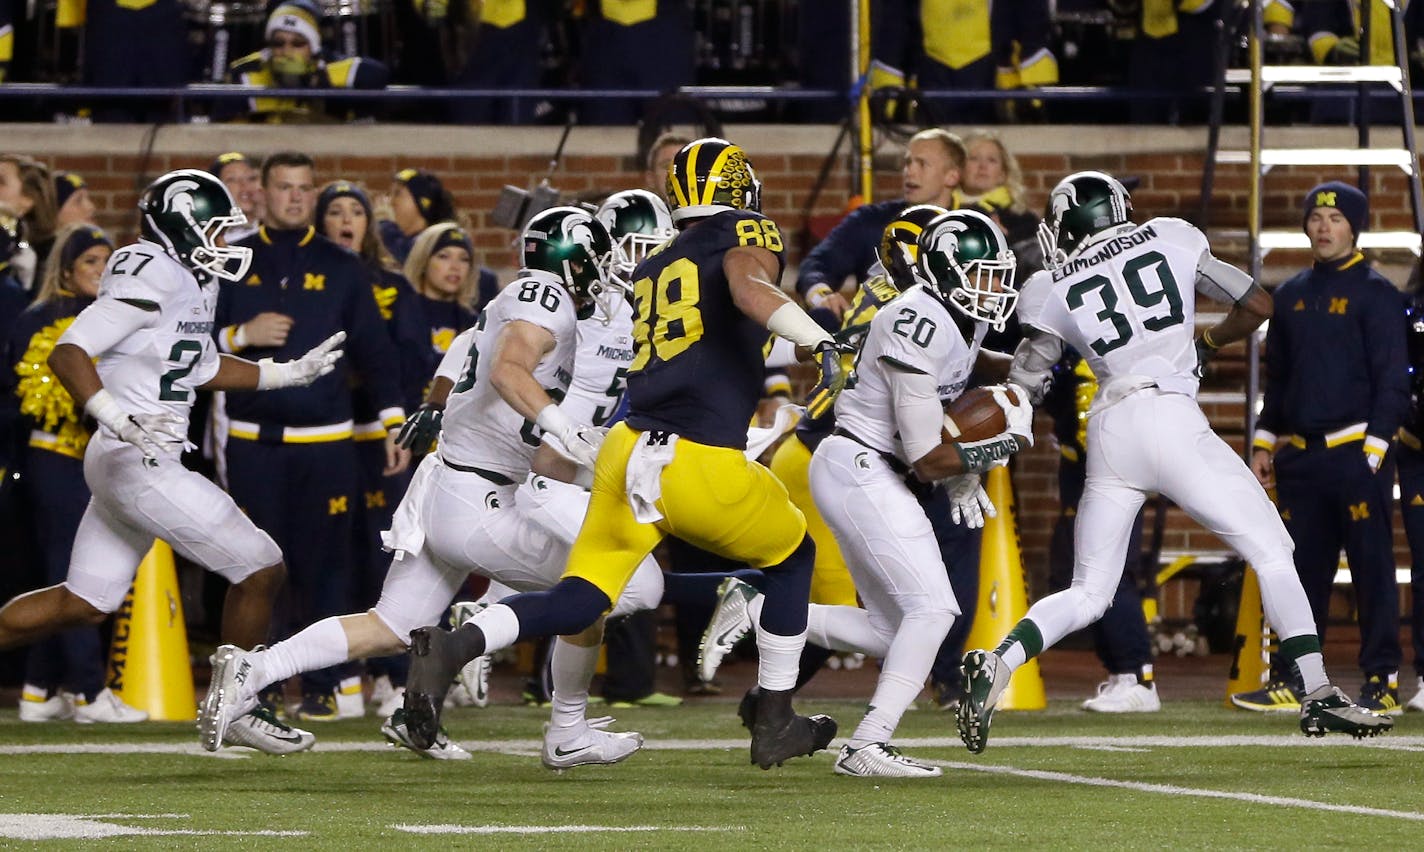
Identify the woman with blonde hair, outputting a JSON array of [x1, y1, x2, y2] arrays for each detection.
[[0, 155, 57, 290], [956, 129, 1042, 262], [3, 223, 148, 723], [403, 222, 478, 357]]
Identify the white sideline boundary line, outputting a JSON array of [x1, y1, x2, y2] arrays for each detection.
[[934, 760, 1424, 822], [2, 734, 1424, 756]]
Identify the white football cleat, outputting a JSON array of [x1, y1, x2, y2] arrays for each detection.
[[198, 645, 259, 752], [834, 743, 942, 778], [1406, 677, 1424, 713], [74, 688, 148, 724], [450, 600, 493, 708], [381, 709, 472, 760], [1081, 674, 1161, 713], [541, 717, 644, 771], [698, 578, 758, 683], [19, 685, 74, 723], [222, 707, 316, 754]]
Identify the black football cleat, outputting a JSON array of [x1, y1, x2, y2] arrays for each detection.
[[737, 687, 760, 732], [749, 688, 837, 769], [404, 626, 466, 750]]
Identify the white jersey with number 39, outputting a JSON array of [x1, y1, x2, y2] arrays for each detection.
[[433, 270, 577, 479], [1017, 217, 1248, 400]]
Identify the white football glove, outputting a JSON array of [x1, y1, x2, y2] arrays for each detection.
[[256, 331, 346, 390], [85, 389, 189, 461], [536, 404, 605, 470], [942, 473, 996, 529], [990, 382, 1034, 448]]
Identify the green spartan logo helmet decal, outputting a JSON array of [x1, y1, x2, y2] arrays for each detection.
[[139, 169, 252, 282], [522, 206, 618, 320], [1038, 170, 1133, 268]]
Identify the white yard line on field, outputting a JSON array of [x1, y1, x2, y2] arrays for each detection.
[[934, 760, 1424, 822], [392, 824, 742, 835]]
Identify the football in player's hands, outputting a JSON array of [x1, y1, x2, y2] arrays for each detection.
[[943, 384, 1032, 449], [942, 387, 1009, 444]]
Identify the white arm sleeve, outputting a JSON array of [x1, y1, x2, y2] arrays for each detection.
[[1007, 328, 1064, 405], [57, 297, 157, 358], [888, 363, 945, 464], [1195, 250, 1254, 304]]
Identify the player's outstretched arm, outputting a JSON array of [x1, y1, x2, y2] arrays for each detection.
[[1007, 327, 1064, 405], [1200, 282, 1272, 350], [200, 332, 347, 391]]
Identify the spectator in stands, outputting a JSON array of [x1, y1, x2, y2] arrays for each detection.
[[377, 168, 457, 265], [1042, 352, 1159, 713], [80, 0, 187, 122], [52, 173, 95, 229], [1299, 0, 1418, 122], [956, 129, 1040, 248], [317, 178, 430, 717], [1392, 262, 1424, 713], [797, 128, 966, 319], [1236, 181, 1408, 715], [448, 1, 551, 125], [579, 1, 695, 126], [402, 223, 479, 353], [873, 0, 1057, 124], [0, 155, 55, 291], [215, 150, 410, 721], [5, 223, 149, 724], [0, 206, 26, 332], [211, 153, 263, 242], [223, 0, 389, 124]]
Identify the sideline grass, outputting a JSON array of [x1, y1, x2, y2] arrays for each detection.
[[0, 699, 1418, 848]]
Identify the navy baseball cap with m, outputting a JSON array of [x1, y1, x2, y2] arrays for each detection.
[[1302, 181, 1367, 240]]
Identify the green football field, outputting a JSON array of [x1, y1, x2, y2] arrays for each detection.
[[0, 699, 1419, 848]]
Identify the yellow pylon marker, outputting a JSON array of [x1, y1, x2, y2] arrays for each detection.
[[963, 465, 1046, 710], [1224, 566, 1270, 708], [106, 541, 195, 721]]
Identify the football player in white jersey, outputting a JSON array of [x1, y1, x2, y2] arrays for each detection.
[[198, 207, 660, 767], [957, 171, 1393, 753], [768, 209, 1031, 778], [452, 189, 671, 707], [0, 169, 344, 752]]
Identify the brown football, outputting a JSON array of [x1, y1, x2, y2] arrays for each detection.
[[942, 386, 1018, 444]]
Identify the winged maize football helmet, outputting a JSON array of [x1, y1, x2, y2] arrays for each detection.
[[917, 208, 1018, 331], [665, 137, 762, 224], [138, 169, 252, 282], [522, 206, 618, 319], [1037, 170, 1132, 269], [878, 204, 949, 292], [595, 188, 674, 284]]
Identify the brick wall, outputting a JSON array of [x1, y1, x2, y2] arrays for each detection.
[[17, 124, 1420, 619]]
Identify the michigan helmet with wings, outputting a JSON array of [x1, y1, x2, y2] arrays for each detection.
[[878, 204, 949, 292], [665, 137, 762, 224], [917, 208, 1018, 330], [522, 205, 619, 319], [595, 189, 674, 283], [1037, 170, 1132, 269], [138, 169, 252, 282]]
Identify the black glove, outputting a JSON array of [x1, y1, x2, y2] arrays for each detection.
[[805, 340, 855, 419], [395, 403, 444, 454]]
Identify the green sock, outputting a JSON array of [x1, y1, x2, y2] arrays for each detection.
[[994, 620, 1044, 670], [1280, 634, 1326, 693]]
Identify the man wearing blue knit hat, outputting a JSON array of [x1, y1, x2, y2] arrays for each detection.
[[1234, 180, 1409, 716]]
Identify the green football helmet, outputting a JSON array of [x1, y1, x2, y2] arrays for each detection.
[[138, 169, 251, 282], [521, 206, 617, 317], [665, 137, 762, 224], [1037, 170, 1133, 268], [878, 203, 949, 292], [595, 189, 674, 284], [916, 209, 1018, 330]]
